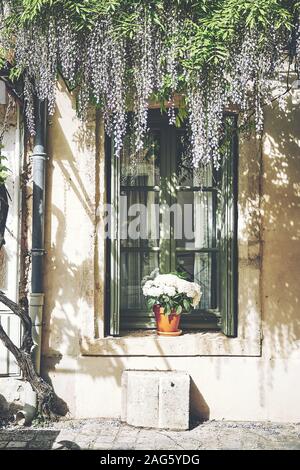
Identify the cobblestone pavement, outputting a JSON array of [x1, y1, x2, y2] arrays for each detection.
[[0, 419, 300, 450]]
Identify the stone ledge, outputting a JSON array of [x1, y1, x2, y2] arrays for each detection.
[[80, 330, 261, 357]]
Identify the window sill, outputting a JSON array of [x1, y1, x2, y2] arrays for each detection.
[[80, 329, 261, 357]]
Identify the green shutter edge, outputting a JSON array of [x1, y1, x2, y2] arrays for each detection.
[[220, 116, 238, 337], [110, 138, 120, 336]]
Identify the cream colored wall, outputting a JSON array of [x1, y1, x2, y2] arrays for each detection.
[[0, 100, 22, 378], [42, 79, 300, 422]]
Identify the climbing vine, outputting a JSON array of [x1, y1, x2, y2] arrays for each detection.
[[0, 0, 299, 167]]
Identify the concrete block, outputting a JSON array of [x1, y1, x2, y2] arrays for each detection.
[[121, 370, 190, 430], [122, 371, 159, 428], [158, 374, 190, 430]]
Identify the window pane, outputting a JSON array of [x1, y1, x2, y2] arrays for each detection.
[[120, 252, 159, 310], [176, 131, 213, 187], [177, 252, 217, 309], [120, 190, 159, 248], [176, 191, 214, 249], [121, 131, 160, 186]]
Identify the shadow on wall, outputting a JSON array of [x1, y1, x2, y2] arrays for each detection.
[[261, 94, 300, 351], [42, 80, 141, 414], [40, 80, 300, 420], [258, 93, 300, 405], [43, 79, 98, 362], [237, 90, 300, 408]]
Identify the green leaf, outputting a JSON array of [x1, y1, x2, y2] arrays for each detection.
[[146, 298, 156, 310], [165, 304, 171, 315], [176, 305, 182, 315]]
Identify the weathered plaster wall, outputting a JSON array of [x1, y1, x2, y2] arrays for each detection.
[[0, 98, 25, 417], [40, 80, 300, 422], [44, 80, 104, 359]]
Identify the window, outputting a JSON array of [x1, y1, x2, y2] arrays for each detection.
[[106, 110, 238, 337]]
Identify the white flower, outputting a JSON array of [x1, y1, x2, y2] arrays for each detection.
[[192, 291, 202, 307], [162, 285, 176, 297], [153, 274, 179, 287], [142, 281, 162, 298], [146, 286, 163, 298], [142, 272, 202, 308]]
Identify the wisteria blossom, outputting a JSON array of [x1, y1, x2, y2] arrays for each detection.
[[0, 3, 295, 168]]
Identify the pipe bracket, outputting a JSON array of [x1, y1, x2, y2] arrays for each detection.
[[31, 248, 46, 256], [30, 152, 48, 161]]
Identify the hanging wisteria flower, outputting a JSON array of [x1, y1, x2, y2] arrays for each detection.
[[57, 15, 78, 86], [132, 7, 156, 151], [142, 273, 202, 315], [0, 1, 295, 169]]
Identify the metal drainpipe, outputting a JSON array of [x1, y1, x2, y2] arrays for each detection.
[[30, 98, 47, 372], [16, 99, 47, 425]]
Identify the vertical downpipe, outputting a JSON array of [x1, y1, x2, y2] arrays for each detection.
[[30, 99, 47, 375], [16, 99, 47, 425]]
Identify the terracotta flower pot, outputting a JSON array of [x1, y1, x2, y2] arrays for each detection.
[[153, 304, 182, 336]]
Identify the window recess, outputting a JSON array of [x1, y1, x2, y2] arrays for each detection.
[[107, 110, 238, 337]]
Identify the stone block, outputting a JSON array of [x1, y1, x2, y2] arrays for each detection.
[[158, 374, 190, 430], [121, 370, 190, 430], [122, 370, 159, 428]]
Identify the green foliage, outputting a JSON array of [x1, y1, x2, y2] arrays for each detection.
[[147, 292, 193, 316], [1, 1, 297, 91], [0, 0, 299, 169], [3, 1, 297, 55], [0, 152, 10, 185], [144, 271, 195, 316]]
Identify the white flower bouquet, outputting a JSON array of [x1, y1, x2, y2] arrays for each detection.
[[142, 272, 202, 315]]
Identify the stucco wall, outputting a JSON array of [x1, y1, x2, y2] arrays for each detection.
[[0, 98, 24, 416], [41, 79, 300, 422]]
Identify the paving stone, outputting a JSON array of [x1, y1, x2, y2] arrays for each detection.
[[97, 437, 117, 444], [134, 445, 153, 450], [101, 429, 119, 439], [93, 440, 115, 448], [115, 435, 137, 442], [112, 445, 136, 450], [114, 440, 137, 446], [6, 441, 28, 449], [136, 436, 156, 443], [117, 432, 139, 439], [11, 432, 37, 442], [74, 441, 94, 450], [74, 435, 95, 443], [272, 440, 300, 450], [33, 431, 59, 441], [1, 420, 300, 450], [92, 443, 114, 450], [0, 433, 14, 441], [55, 433, 77, 443], [27, 440, 53, 450]]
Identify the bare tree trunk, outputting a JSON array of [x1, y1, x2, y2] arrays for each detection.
[[0, 291, 57, 420]]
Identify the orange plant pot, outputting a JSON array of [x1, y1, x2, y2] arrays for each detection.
[[153, 305, 182, 336]]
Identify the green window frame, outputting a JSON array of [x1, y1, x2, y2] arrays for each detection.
[[106, 110, 238, 337]]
